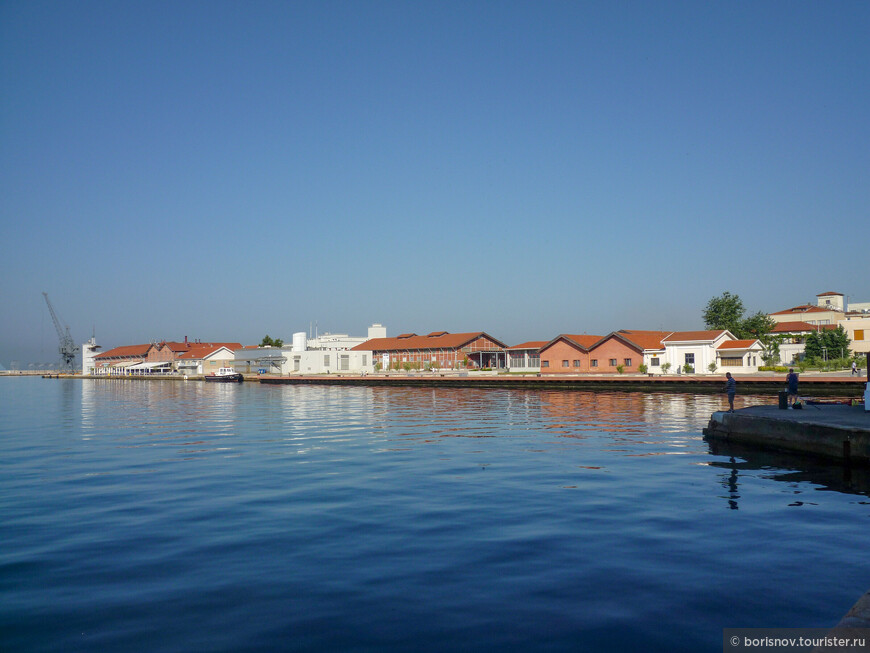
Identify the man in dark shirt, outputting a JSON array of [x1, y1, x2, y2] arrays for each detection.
[[724, 372, 736, 412], [786, 368, 799, 408]]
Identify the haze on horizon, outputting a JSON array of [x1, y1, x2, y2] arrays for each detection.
[[1, 2, 868, 367]]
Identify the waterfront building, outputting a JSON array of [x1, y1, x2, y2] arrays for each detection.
[[586, 330, 673, 374], [838, 314, 870, 356], [771, 321, 837, 364], [770, 303, 844, 327], [81, 336, 102, 375], [280, 324, 386, 375], [353, 331, 507, 370], [661, 330, 738, 374], [94, 339, 241, 375], [506, 341, 546, 373], [538, 334, 602, 373], [176, 344, 242, 376], [715, 339, 765, 372]]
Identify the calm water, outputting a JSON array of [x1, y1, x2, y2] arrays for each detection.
[[2, 377, 868, 652]]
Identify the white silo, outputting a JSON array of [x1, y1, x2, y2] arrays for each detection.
[[292, 332, 307, 352]]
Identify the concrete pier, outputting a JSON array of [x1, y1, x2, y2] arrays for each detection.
[[703, 404, 870, 465]]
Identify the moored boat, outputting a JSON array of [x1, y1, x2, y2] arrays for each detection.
[[204, 367, 243, 383]]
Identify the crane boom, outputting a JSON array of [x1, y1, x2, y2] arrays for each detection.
[[42, 292, 79, 372]]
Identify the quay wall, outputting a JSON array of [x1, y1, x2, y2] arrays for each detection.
[[703, 406, 870, 465]]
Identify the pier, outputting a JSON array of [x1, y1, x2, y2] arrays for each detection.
[[703, 404, 870, 465]]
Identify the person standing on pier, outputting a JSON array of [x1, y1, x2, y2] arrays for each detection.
[[724, 372, 736, 413], [786, 368, 799, 408]]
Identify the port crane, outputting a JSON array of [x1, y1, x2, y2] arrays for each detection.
[[42, 292, 79, 372]]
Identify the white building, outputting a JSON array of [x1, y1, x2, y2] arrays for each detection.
[[659, 330, 760, 374], [280, 324, 384, 375], [506, 341, 545, 373], [81, 336, 102, 375]]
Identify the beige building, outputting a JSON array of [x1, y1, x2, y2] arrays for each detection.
[[840, 314, 870, 355]]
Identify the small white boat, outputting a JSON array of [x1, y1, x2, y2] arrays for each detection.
[[204, 367, 243, 383]]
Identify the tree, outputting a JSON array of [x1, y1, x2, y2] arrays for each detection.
[[703, 292, 745, 335], [260, 335, 284, 348], [805, 326, 850, 361], [703, 293, 775, 342]]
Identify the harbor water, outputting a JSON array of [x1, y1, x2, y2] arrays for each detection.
[[2, 377, 869, 652]]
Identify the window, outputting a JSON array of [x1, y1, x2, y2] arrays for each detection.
[[528, 355, 540, 367], [339, 355, 349, 371], [609, 359, 617, 366], [323, 355, 330, 366], [591, 359, 598, 367], [720, 357, 742, 367], [562, 360, 569, 368], [685, 353, 695, 365], [856, 330, 865, 341], [542, 360, 550, 368], [362, 355, 367, 366], [650, 357, 660, 366], [573, 360, 580, 367], [624, 358, 632, 367]]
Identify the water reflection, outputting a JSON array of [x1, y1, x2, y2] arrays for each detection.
[[707, 439, 870, 504]]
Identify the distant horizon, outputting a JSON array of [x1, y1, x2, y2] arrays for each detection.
[[3, 3, 868, 367]]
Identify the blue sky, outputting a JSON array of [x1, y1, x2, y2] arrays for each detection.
[[1, 1, 868, 366]]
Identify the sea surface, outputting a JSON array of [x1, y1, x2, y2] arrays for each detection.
[[2, 377, 868, 652]]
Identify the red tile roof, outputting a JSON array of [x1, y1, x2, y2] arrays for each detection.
[[506, 341, 548, 351], [717, 339, 760, 350], [95, 344, 152, 359], [176, 343, 242, 360], [540, 334, 604, 353], [662, 330, 728, 343], [351, 332, 506, 352], [771, 305, 837, 315], [772, 321, 837, 333], [610, 330, 672, 351], [817, 291, 843, 297]]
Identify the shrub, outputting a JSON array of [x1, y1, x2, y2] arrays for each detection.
[[638, 363, 648, 374], [661, 362, 672, 374], [616, 364, 624, 374]]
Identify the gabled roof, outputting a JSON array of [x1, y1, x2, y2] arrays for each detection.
[[662, 330, 730, 343], [770, 321, 836, 333], [540, 334, 604, 353], [771, 305, 840, 315], [351, 332, 506, 352], [95, 344, 152, 359], [717, 339, 761, 350], [506, 341, 548, 351], [160, 341, 194, 353], [605, 329, 673, 352], [176, 344, 242, 360]]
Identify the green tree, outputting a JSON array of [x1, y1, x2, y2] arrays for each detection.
[[259, 335, 284, 348], [805, 326, 850, 361], [703, 292, 745, 335], [703, 293, 775, 342]]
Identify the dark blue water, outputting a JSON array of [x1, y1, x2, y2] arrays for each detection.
[[2, 377, 868, 652]]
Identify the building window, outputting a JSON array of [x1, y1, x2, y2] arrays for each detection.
[[856, 330, 865, 341], [562, 360, 569, 367], [609, 359, 617, 366], [624, 358, 632, 367], [573, 360, 580, 367], [650, 357, 660, 366], [542, 360, 549, 368], [685, 353, 695, 365], [721, 357, 742, 367], [323, 355, 330, 366], [528, 355, 540, 367], [591, 359, 598, 367], [362, 355, 367, 366], [339, 355, 349, 371]]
